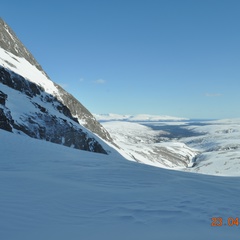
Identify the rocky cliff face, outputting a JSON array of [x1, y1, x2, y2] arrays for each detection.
[[0, 18, 115, 154]]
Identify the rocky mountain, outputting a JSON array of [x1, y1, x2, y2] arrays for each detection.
[[0, 18, 115, 154], [0, 18, 45, 75]]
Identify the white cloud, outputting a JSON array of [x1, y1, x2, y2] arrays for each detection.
[[94, 79, 106, 84]]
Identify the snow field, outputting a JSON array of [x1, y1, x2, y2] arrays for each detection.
[[1, 129, 240, 239]]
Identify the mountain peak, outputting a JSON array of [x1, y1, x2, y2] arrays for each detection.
[[0, 18, 47, 76], [0, 18, 116, 153]]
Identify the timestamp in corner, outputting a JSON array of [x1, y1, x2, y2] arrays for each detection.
[[211, 217, 239, 227]]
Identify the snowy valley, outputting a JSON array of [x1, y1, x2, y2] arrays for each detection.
[[96, 115, 240, 176], [1, 17, 240, 240]]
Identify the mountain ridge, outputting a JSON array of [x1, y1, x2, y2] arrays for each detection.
[[0, 18, 46, 76], [0, 18, 115, 153]]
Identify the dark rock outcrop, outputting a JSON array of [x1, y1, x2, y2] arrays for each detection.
[[0, 66, 107, 153], [0, 17, 114, 145]]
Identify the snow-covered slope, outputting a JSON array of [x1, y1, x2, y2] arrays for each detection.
[[1, 129, 240, 240], [0, 18, 114, 153]]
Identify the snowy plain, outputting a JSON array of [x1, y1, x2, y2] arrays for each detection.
[[1, 129, 240, 240]]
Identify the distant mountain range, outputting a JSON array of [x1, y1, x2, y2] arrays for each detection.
[[94, 113, 188, 122]]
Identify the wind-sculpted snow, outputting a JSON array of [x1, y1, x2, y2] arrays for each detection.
[[0, 129, 240, 240]]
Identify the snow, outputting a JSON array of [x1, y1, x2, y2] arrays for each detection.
[[1, 129, 240, 239], [0, 47, 114, 147], [0, 48, 58, 96], [182, 119, 240, 176], [1, 25, 240, 239], [4, 25, 15, 42], [101, 121, 198, 169], [0, 47, 116, 154], [101, 119, 240, 176], [0, 82, 75, 134]]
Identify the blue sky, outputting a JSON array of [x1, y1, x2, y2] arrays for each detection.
[[2, 0, 240, 119]]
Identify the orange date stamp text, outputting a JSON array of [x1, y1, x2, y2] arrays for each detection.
[[211, 217, 239, 227]]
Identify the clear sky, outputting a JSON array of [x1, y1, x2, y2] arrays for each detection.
[[1, 0, 240, 119]]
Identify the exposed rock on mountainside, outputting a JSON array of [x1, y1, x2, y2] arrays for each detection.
[[0, 18, 45, 75], [0, 18, 114, 153]]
